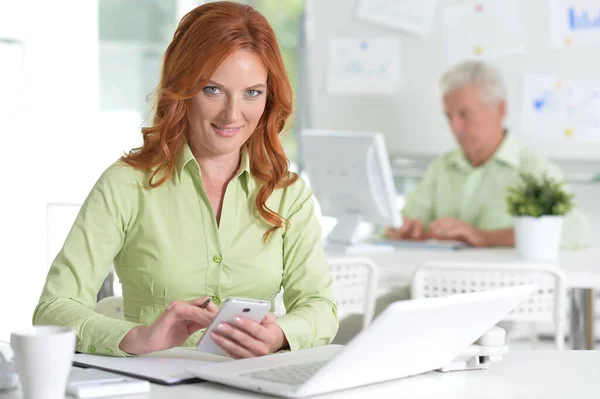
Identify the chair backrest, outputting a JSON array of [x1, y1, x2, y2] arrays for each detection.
[[95, 296, 125, 320], [411, 261, 566, 349], [328, 257, 378, 330]]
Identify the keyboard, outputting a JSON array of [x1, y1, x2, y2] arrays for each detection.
[[370, 238, 468, 251], [240, 361, 327, 385]]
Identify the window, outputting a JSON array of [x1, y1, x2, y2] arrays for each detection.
[[241, 0, 304, 161]]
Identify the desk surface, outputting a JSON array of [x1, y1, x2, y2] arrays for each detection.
[[327, 247, 600, 290], [3, 350, 599, 399]]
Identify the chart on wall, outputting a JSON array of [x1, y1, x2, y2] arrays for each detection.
[[441, 0, 526, 64], [326, 37, 401, 95], [521, 75, 600, 142], [355, 0, 438, 37], [550, 0, 600, 48], [0, 38, 24, 113]]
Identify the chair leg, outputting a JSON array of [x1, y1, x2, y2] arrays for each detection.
[[556, 321, 565, 350], [529, 322, 538, 349]]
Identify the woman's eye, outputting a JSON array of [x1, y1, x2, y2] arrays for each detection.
[[203, 86, 221, 95], [246, 89, 262, 98]]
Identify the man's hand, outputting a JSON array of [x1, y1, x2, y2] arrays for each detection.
[[428, 217, 486, 247], [386, 217, 426, 240]]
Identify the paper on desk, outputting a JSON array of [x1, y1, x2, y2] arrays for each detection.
[[74, 347, 230, 385]]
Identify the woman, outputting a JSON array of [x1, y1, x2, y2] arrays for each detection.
[[33, 1, 338, 358]]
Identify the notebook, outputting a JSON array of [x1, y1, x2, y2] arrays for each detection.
[[372, 238, 469, 250], [73, 347, 229, 385]]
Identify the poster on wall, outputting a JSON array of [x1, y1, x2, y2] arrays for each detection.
[[355, 0, 438, 37], [441, 0, 526, 64], [521, 75, 600, 142], [0, 38, 24, 113], [550, 0, 600, 48], [326, 37, 401, 96]]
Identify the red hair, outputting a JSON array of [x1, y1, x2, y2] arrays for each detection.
[[121, 1, 297, 240]]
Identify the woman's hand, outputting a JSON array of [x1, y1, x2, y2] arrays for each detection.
[[210, 312, 288, 359], [119, 297, 219, 355]]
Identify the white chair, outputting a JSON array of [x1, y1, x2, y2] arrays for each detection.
[[328, 257, 378, 330], [411, 261, 566, 350], [95, 296, 125, 320], [275, 257, 378, 332]]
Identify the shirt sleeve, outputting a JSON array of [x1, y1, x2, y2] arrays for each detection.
[[401, 160, 440, 226], [32, 164, 140, 357], [276, 180, 339, 351]]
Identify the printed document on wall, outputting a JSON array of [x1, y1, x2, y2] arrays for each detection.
[[355, 0, 438, 37], [326, 37, 401, 96], [521, 75, 600, 142], [441, 0, 526, 64], [0, 39, 24, 113], [550, 0, 600, 48]]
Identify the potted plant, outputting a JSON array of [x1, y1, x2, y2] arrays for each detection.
[[506, 173, 574, 261]]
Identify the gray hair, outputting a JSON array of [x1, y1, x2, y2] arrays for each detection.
[[439, 60, 507, 105]]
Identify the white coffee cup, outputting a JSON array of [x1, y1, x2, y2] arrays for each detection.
[[10, 326, 76, 399]]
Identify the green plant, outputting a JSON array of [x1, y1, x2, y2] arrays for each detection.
[[506, 173, 574, 217]]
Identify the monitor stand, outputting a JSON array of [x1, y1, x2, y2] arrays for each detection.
[[326, 214, 364, 246], [324, 214, 396, 254]]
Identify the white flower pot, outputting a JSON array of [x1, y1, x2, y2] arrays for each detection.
[[514, 216, 564, 261]]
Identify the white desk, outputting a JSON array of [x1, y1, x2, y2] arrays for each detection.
[[3, 351, 600, 398], [327, 247, 600, 349]]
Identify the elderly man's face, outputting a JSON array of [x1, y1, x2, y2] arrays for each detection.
[[443, 84, 505, 164]]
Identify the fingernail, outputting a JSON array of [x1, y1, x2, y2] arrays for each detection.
[[218, 323, 228, 332], [211, 332, 220, 340], [235, 317, 244, 325]]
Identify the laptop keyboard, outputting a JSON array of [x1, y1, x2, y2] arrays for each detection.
[[241, 361, 327, 385]]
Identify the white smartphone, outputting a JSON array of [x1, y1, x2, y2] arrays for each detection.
[[67, 368, 150, 398], [196, 297, 271, 356]]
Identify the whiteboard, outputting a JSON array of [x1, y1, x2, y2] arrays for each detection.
[[304, 0, 600, 161]]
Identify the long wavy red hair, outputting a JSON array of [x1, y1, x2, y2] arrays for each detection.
[[121, 1, 297, 240]]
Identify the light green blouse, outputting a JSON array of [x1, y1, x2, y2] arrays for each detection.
[[402, 133, 590, 248], [33, 143, 339, 357]]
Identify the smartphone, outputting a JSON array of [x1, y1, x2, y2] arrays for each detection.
[[67, 368, 150, 398], [196, 297, 271, 356]]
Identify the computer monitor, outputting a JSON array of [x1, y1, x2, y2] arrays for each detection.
[[301, 129, 401, 245]]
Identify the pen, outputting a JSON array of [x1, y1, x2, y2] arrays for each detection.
[[199, 298, 211, 309]]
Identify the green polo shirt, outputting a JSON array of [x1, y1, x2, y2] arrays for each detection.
[[33, 142, 338, 357], [402, 133, 590, 248]]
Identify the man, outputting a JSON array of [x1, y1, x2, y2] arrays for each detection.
[[386, 60, 589, 248], [333, 60, 590, 346]]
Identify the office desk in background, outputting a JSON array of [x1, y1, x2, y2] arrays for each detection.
[[326, 247, 600, 350], [2, 351, 600, 398]]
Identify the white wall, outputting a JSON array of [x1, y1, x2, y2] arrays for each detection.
[[0, 0, 204, 341], [0, 0, 100, 340], [305, 0, 600, 161]]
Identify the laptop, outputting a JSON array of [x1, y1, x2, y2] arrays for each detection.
[[188, 285, 536, 398]]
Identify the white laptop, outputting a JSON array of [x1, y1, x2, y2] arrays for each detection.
[[188, 285, 536, 398]]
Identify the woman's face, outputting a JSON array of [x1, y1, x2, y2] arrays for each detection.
[[188, 50, 268, 158]]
